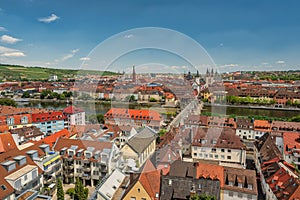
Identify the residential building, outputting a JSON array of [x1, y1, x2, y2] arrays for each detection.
[[104, 108, 162, 130], [54, 138, 120, 187], [191, 127, 246, 168], [10, 126, 44, 145], [122, 160, 160, 200], [236, 118, 255, 140], [121, 126, 157, 168], [32, 111, 65, 135], [0, 133, 18, 154], [282, 132, 300, 169], [63, 105, 85, 127], [96, 169, 128, 200], [160, 160, 221, 200]]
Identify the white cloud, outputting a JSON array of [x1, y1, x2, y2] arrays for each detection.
[[38, 14, 60, 23], [0, 26, 7, 31], [276, 60, 285, 64], [1, 35, 22, 44], [2, 52, 25, 57], [0, 45, 26, 57], [80, 57, 90, 61], [219, 63, 239, 68], [124, 34, 134, 39], [60, 49, 79, 61]]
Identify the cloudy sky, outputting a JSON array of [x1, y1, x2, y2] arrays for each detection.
[[0, 0, 300, 72]]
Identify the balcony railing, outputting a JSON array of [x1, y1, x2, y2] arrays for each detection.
[[83, 167, 91, 172]]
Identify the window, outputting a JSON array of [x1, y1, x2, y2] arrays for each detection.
[[228, 149, 231, 153], [227, 156, 231, 160], [24, 174, 27, 181], [209, 154, 213, 158], [15, 179, 21, 189], [32, 170, 37, 179], [221, 155, 225, 159], [130, 197, 136, 200], [0, 185, 7, 191], [221, 149, 225, 152], [238, 193, 242, 198], [229, 191, 233, 197], [138, 188, 140, 193], [214, 155, 218, 159]]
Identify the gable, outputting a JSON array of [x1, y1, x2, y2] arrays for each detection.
[[123, 181, 151, 200], [121, 144, 138, 157]]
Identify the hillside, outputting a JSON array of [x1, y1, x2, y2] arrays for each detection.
[[0, 64, 118, 81]]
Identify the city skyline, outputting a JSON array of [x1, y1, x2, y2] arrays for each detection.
[[1, 0, 300, 72]]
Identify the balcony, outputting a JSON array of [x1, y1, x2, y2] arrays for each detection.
[[15, 178, 41, 195], [82, 159, 90, 164], [83, 167, 91, 172], [82, 174, 91, 180], [65, 172, 74, 177], [65, 157, 74, 162], [44, 176, 55, 184]]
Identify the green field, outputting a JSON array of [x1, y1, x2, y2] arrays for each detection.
[[0, 64, 118, 81]]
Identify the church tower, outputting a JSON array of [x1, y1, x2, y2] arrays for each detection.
[[132, 65, 136, 83]]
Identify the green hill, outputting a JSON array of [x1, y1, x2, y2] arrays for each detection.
[[0, 64, 118, 81]]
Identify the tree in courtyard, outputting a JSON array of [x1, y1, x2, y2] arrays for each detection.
[[74, 177, 89, 200], [56, 178, 64, 200]]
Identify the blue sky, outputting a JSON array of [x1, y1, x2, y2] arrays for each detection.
[[0, 0, 300, 72]]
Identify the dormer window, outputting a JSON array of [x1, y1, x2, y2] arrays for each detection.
[[21, 116, 28, 124], [1, 160, 16, 172], [6, 117, 14, 125]]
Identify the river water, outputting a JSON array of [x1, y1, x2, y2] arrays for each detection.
[[17, 101, 300, 119]]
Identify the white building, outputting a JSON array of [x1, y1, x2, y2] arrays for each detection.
[[191, 127, 247, 168], [63, 106, 86, 127]]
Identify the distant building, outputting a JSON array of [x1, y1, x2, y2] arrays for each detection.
[[32, 111, 65, 135], [48, 75, 58, 81], [63, 106, 85, 127], [104, 108, 162, 130]]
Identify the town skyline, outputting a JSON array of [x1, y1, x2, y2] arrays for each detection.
[[1, 1, 300, 72]]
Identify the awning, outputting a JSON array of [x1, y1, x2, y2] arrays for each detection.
[[43, 155, 60, 167]]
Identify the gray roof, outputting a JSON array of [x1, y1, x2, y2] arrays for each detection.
[[127, 126, 157, 154]]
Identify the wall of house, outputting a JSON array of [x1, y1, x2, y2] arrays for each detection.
[[123, 181, 151, 200], [222, 189, 257, 200], [192, 146, 246, 167]]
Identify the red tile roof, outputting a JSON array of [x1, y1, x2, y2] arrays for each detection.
[[197, 162, 224, 187], [139, 170, 161, 200], [63, 106, 84, 114], [283, 132, 300, 155], [42, 129, 70, 147], [32, 111, 64, 123], [0, 133, 17, 153], [105, 108, 161, 121]]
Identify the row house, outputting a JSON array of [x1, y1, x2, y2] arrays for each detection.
[[191, 127, 246, 168], [121, 126, 157, 168], [122, 160, 160, 200], [0, 141, 63, 199], [54, 138, 120, 187], [10, 126, 44, 145], [104, 108, 163, 130], [63, 106, 85, 127], [271, 121, 300, 133], [236, 118, 254, 140], [160, 160, 258, 200], [32, 111, 65, 135], [282, 132, 300, 169], [0, 113, 32, 130], [254, 133, 300, 199]]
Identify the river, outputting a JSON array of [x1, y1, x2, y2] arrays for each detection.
[[17, 101, 300, 119]]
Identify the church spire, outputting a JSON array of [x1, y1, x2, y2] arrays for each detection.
[[132, 65, 136, 82]]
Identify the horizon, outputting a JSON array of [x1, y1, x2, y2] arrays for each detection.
[[1, 1, 300, 73]]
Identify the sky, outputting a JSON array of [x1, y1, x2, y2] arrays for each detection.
[[0, 0, 300, 73]]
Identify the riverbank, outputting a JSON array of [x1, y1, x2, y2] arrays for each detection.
[[203, 102, 300, 111]]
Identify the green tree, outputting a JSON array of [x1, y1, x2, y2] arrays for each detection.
[[149, 97, 157, 102], [0, 98, 17, 107], [21, 91, 30, 98], [97, 114, 105, 124], [74, 177, 88, 200], [190, 194, 216, 200], [66, 188, 75, 199], [57, 178, 64, 200]]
